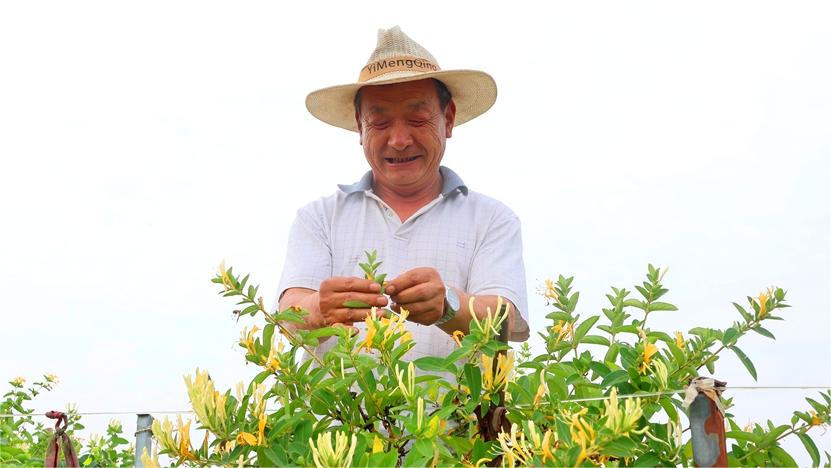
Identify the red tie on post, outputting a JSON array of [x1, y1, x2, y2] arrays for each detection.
[[44, 411, 79, 467]]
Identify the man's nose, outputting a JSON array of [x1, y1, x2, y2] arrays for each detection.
[[387, 120, 413, 151]]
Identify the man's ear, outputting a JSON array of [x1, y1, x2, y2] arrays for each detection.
[[444, 100, 457, 138], [355, 112, 363, 145]]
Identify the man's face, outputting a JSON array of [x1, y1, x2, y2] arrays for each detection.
[[356, 79, 456, 196]]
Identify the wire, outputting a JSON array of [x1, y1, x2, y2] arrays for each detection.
[[0, 385, 827, 419]]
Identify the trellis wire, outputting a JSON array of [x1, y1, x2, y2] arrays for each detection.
[[0, 385, 828, 418]]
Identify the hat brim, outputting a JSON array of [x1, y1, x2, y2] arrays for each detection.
[[305, 70, 497, 132]]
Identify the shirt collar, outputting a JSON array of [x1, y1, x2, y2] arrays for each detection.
[[338, 166, 469, 197]]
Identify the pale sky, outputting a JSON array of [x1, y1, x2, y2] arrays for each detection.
[[1, 1, 829, 463]]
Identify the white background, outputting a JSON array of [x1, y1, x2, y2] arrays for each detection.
[[1, 1, 829, 463]]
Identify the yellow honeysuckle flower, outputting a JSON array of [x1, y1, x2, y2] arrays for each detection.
[[468, 296, 510, 340], [236, 432, 257, 446], [265, 337, 284, 372], [372, 435, 384, 454], [639, 342, 659, 374], [140, 446, 161, 468], [533, 370, 547, 406], [551, 320, 573, 342], [542, 278, 558, 303], [380, 307, 410, 347], [309, 431, 357, 468], [541, 429, 556, 463], [257, 412, 267, 446], [218, 260, 233, 290], [360, 308, 379, 353], [569, 408, 596, 466], [11, 376, 25, 386], [151, 417, 176, 454], [674, 331, 685, 349], [603, 388, 645, 436], [177, 415, 195, 460], [653, 359, 669, 390], [108, 419, 122, 432], [45, 374, 59, 384], [216, 440, 236, 456], [481, 352, 515, 394], [416, 397, 424, 431], [251, 383, 266, 418], [451, 330, 465, 347], [240, 326, 260, 357], [496, 423, 533, 467], [758, 290, 769, 318], [810, 410, 823, 426], [184, 369, 229, 437], [395, 362, 415, 400], [527, 421, 542, 449]]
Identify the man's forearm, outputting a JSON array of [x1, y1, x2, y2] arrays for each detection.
[[436, 289, 530, 342]]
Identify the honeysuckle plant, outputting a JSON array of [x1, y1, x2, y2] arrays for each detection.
[[143, 254, 830, 467], [0, 375, 134, 466]]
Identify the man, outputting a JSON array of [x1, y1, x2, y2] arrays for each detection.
[[278, 26, 529, 361]]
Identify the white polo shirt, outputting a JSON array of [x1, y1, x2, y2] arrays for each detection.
[[277, 166, 528, 360]]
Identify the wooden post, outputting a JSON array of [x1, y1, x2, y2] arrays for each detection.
[[689, 393, 727, 467], [134, 413, 154, 467]]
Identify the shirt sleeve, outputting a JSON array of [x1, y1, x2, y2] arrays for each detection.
[[276, 202, 333, 301], [466, 204, 529, 340]]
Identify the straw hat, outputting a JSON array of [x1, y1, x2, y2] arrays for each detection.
[[305, 26, 497, 132]]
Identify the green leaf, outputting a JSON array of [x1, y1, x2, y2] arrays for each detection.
[[725, 430, 761, 443], [722, 327, 739, 345], [769, 445, 798, 467], [581, 335, 610, 346], [566, 291, 580, 311], [359, 263, 374, 277], [604, 343, 619, 363], [623, 298, 646, 310], [733, 302, 753, 322], [797, 432, 820, 467], [751, 326, 776, 340], [729, 345, 757, 380], [464, 363, 482, 400], [545, 311, 572, 322], [705, 358, 716, 374], [343, 299, 371, 308], [262, 324, 275, 351], [413, 356, 454, 373], [648, 301, 678, 312], [633, 452, 662, 467], [604, 436, 638, 457], [574, 316, 599, 341], [658, 396, 678, 421], [601, 370, 630, 387], [368, 451, 398, 468], [775, 287, 785, 301]]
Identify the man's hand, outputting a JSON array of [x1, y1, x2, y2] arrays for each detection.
[[317, 277, 388, 326], [385, 267, 445, 325]]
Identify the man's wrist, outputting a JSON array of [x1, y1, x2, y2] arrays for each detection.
[[434, 285, 460, 326]]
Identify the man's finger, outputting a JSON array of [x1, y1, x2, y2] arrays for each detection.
[[390, 282, 440, 305], [339, 293, 388, 308], [386, 269, 433, 295], [326, 276, 382, 293]]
